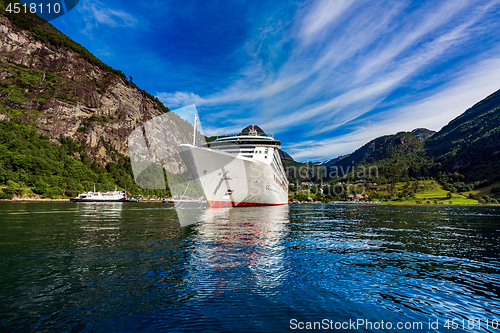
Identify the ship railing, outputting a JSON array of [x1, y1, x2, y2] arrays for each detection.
[[214, 133, 274, 140]]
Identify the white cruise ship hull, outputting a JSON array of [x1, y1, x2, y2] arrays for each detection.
[[178, 144, 288, 207]]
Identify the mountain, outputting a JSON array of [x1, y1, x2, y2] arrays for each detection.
[[0, 1, 199, 198], [329, 130, 431, 182], [2, 0, 500, 196], [304, 161, 323, 166], [278, 149, 295, 161], [305, 154, 349, 167], [324, 86, 500, 186], [412, 128, 436, 141], [304, 128, 434, 182], [425, 88, 500, 182], [0, 1, 171, 166]]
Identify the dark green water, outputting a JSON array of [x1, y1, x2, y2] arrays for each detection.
[[1, 202, 500, 332]]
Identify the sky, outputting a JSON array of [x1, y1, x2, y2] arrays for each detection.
[[52, 0, 500, 161]]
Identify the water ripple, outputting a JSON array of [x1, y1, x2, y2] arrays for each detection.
[[1, 203, 500, 331]]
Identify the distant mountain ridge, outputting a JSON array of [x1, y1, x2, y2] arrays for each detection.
[[326, 130, 431, 182], [304, 154, 350, 167], [300, 128, 435, 169]]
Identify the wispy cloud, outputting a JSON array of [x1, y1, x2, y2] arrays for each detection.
[[157, 92, 205, 108], [153, 0, 500, 160], [289, 57, 500, 160], [298, 0, 356, 43], [78, 0, 137, 33]]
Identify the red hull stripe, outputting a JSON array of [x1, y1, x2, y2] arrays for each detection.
[[208, 201, 287, 208]]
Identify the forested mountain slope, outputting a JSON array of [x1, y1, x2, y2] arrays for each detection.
[[426, 88, 500, 182]]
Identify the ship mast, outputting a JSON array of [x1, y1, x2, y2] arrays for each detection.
[[192, 114, 198, 145]]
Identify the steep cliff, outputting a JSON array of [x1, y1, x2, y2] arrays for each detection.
[[0, 5, 168, 165]]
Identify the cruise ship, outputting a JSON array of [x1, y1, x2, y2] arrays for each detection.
[[178, 125, 289, 207]]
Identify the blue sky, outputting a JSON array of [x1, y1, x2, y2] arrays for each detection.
[[52, 0, 500, 161]]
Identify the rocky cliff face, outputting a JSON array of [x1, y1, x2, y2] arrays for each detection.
[[0, 13, 166, 165]]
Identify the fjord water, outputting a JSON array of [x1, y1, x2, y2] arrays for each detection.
[[1, 203, 500, 332]]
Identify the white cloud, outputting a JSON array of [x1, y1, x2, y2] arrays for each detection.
[[78, 0, 137, 32], [202, 124, 246, 137], [288, 57, 500, 160], [156, 92, 205, 108], [299, 0, 356, 43], [353, 0, 472, 82], [154, 0, 500, 160]]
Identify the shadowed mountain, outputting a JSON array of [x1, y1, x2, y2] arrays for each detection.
[[425, 88, 500, 182], [304, 155, 350, 167], [278, 149, 295, 161]]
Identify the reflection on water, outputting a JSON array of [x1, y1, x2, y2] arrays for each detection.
[[75, 203, 124, 247], [188, 206, 289, 296], [76, 202, 124, 221], [1, 203, 500, 332]]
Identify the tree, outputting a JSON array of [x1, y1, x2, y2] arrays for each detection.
[[6, 180, 21, 196], [34, 178, 49, 194]]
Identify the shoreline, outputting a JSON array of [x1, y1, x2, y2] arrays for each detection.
[[0, 198, 497, 207], [0, 198, 168, 203], [291, 201, 498, 207]]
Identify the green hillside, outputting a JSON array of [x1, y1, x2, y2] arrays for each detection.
[[328, 131, 433, 183], [0, 121, 167, 199], [0, 0, 176, 199], [368, 180, 479, 205]]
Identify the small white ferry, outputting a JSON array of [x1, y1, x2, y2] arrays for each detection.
[[70, 185, 128, 202]]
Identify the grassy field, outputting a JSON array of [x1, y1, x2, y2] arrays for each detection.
[[388, 197, 478, 205], [463, 181, 500, 198], [369, 180, 479, 205]]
